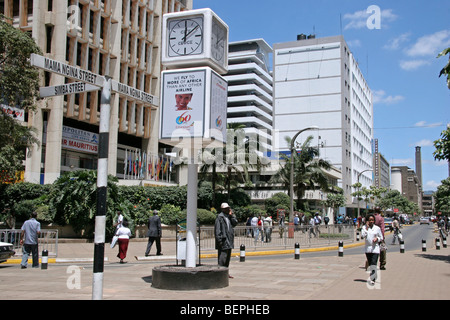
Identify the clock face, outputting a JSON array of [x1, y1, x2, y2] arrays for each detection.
[[168, 17, 203, 57], [211, 19, 227, 64]]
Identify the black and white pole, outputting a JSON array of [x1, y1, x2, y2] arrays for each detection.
[[294, 243, 300, 259], [92, 77, 111, 300], [41, 249, 48, 269], [422, 239, 426, 252], [436, 238, 441, 250], [338, 241, 344, 257], [442, 235, 447, 248], [400, 240, 405, 253], [356, 231, 360, 241], [240, 244, 245, 262]]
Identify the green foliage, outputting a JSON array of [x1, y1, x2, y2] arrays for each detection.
[[375, 190, 420, 215], [434, 177, 450, 214], [232, 204, 266, 222], [433, 127, 450, 163], [265, 192, 291, 216], [159, 204, 185, 225], [437, 47, 450, 89]]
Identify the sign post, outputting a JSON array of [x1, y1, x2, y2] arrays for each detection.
[[31, 53, 158, 299]]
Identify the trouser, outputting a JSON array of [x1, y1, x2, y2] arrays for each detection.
[[365, 252, 379, 281], [117, 238, 129, 260], [217, 248, 232, 267], [145, 237, 162, 255], [21, 243, 39, 268]]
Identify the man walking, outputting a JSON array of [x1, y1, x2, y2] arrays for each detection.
[[374, 207, 386, 270], [144, 210, 162, 256], [214, 203, 238, 277], [20, 211, 41, 269]]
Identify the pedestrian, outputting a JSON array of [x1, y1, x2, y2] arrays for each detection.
[[361, 214, 383, 286], [324, 215, 330, 226], [20, 211, 41, 269], [116, 220, 132, 263], [294, 214, 299, 231], [144, 210, 163, 256], [113, 211, 124, 231], [263, 215, 273, 242], [314, 212, 322, 236], [309, 216, 317, 238], [391, 217, 400, 244], [214, 203, 238, 277], [374, 207, 386, 270]]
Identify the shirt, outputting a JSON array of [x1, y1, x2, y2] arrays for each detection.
[[21, 218, 41, 245], [116, 227, 131, 239], [361, 224, 383, 254]]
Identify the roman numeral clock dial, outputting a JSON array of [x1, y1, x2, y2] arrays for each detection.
[[168, 17, 203, 57]]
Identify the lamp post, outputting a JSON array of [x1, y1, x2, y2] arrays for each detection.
[[356, 169, 373, 218], [289, 126, 319, 223]]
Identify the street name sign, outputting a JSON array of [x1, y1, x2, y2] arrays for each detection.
[[30, 53, 105, 87], [39, 82, 100, 98], [111, 80, 159, 106]]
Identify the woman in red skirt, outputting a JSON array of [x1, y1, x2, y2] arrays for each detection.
[[116, 220, 131, 263]]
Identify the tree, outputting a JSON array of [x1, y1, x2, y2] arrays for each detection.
[[437, 47, 450, 89], [433, 126, 450, 162], [434, 178, 450, 214], [0, 15, 42, 183], [375, 190, 420, 215], [272, 135, 331, 210]]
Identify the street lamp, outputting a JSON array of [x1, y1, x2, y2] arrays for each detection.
[[356, 169, 373, 218], [289, 126, 319, 223]]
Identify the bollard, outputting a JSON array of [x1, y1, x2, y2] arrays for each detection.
[[400, 240, 404, 253], [443, 236, 447, 248], [240, 244, 245, 262], [41, 249, 48, 270], [356, 231, 360, 241], [422, 239, 426, 252], [436, 238, 441, 250], [338, 241, 344, 257], [294, 243, 300, 260]]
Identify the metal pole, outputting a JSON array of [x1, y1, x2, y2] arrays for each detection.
[[92, 76, 111, 300], [185, 151, 198, 268], [289, 127, 319, 223]]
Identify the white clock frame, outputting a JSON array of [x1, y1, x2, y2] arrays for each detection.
[[162, 8, 229, 75]]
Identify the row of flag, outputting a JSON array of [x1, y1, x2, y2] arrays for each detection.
[[123, 149, 173, 182]]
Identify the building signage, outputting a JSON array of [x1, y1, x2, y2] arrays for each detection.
[[30, 53, 105, 87], [1, 104, 25, 121], [43, 122, 99, 154]]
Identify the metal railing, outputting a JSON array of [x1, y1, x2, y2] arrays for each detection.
[[0, 229, 59, 257], [198, 224, 356, 251]]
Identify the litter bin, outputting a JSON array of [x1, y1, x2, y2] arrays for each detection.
[[177, 238, 186, 265]]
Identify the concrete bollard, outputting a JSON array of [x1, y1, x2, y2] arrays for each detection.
[[294, 243, 300, 260], [338, 241, 344, 257], [240, 244, 245, 262], [400, 240, 405, 253], [436, 238, 441, 250], [442, 236, 447, 248], [41, 249, 48, 270], [422, 239, 426, 252], [356, 231, 360, 241]]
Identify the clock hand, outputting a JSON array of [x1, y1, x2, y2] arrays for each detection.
[[184, 25, 200, 40], [182, 20, 188, 42]]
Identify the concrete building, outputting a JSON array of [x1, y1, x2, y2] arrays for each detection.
[[373, 139, 390, 189], [273, 35, 373, 211], [1, 0, 192, 185], [224, 39, 273, 154], [422, 190, 434, 216], [391, 166, 423, 212]]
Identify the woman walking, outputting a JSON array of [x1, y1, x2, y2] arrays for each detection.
[[361, 214, 383, 285], [116, 220, 131, 263]]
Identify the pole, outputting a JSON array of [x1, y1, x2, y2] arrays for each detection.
[[92, 76, 111, 300], [185, 150, 198, 268], [289, 127, 318, 223]]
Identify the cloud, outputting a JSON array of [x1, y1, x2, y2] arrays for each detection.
[[405, 30, 450, 57], [411, 139, 434, 147], [372, 90, 405, 105], [424, 180, 440, 190], [391, 158, 413, 166], [414, 121, 443, 128], [399, 59, 431, 71], [384, 33, 411, 50], [343, 7, 397, 30]]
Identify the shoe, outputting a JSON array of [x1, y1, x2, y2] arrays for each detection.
[[380, 267, 386, 270], [21, 265, 27, 269], [156, 253, 163, 256], [228, 275, 234, 279]]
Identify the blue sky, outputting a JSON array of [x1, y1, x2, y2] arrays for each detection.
[[193, 0, 450, 191]]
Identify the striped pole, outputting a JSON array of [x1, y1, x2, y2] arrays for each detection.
[[422, 239, 426, 252], [294, 243, 300, 259], [442, 235, 447, 248], [338, 241, 344, 257], [41, 249, 48, 270], [400, 240, 404, 253], [436, 238, 441, 250], [240, 244, 245, 262], [92, 77, 111, 300]]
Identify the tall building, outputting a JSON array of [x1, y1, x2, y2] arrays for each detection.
[[1, 0, 192, 185], [391, 166, 423, 212], [373, 139, 390, 189], [273, 35, 373, 211], [224, 39, 273, 154]]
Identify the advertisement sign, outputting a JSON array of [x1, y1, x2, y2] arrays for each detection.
[[160, 69, 206, 140], [159, 67, 227, 148]]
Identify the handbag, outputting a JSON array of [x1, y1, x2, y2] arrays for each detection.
[[110, 234, 119, 248], [398, 232, 403, 241]]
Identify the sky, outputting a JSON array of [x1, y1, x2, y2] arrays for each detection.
[[193, 0, 450, 191]]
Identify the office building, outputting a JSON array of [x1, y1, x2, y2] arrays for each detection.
[[1, 0, 192, 185], [273, 35, 373, 211]]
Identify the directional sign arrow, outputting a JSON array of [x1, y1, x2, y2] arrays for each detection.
[[111, 80, 159, 107], [39, 82, 100, 98]]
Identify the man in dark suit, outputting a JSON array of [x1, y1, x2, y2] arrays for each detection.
[[214, 203, 238, 276], [144, 210, 162, 256]]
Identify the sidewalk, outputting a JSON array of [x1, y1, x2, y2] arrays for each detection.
[[1, 234, 449, 300]]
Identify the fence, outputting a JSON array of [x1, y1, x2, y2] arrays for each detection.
[[197, 224, 356, 251], [0, 229, 59, 257]]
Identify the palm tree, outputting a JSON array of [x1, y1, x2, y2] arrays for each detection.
[[272, 135, 331, 211], [200, 123, 269, 205]]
